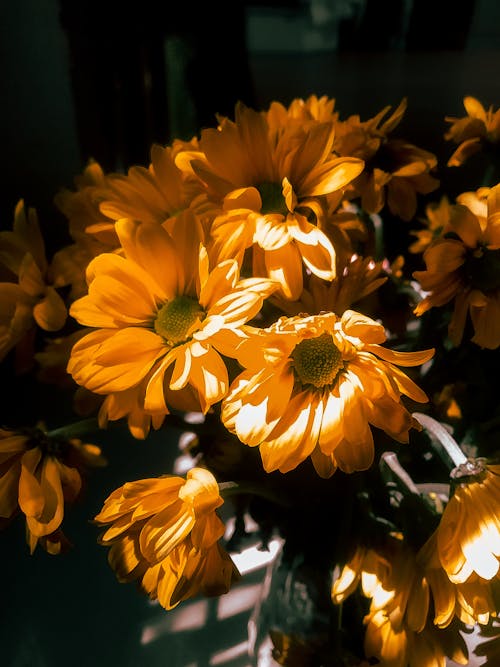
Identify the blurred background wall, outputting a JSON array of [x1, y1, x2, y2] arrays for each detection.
[[1, 0, 500, 241], [0, 3, 499, 666]]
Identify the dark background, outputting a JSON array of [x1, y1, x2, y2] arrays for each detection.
[[0, 2, 498, 665]]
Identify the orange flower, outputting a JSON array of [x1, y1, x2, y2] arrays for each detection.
[[334, 99, 439, 221], [190, 101, 364, 299], [413, 184, 500, 349], [0, 424, 105, 554], [99, 138, 214, 231], [221, 310, 433, 476], [271, 254, 387, 318], [332, 536, 469, 667], [435, 459, 500, 583], [68, 212, 277, 438], [445, 96, 500, 167], [409, 196, 453, 254], [418, 531, 499, 628], [0, 200, 67, 368], [94, 467, 239, 610]]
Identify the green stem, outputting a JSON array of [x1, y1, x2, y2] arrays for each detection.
[[48, 418, 100, 440], [218, 480, 293, 507]]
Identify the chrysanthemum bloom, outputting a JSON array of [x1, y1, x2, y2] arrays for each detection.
[[52, 161, 120, 301], [409, 196, 453, 254], [334, 99, 439, 221], [413, 184, 500, 349], [54, 159, 117, 250], [445, 96, 500, 167], [332, 537, 468, 667], [99, 138, 216, 233], [188, 101, 364, 299], [265, 94, 338, 130], [363, 609, 468, 667], [0, 200, 67, 368], [418, 531, 499, 628], [0, 424, 105, 554], [271, 254, 387, 318], [435, 459, 500, 583], [94, 467, 239, 610], [221, 310, 433, 477], [68, 213, 277, 438]]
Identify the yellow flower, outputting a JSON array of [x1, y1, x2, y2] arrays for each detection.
[[445, 96, 500, 167], [94, 467, 239, 610], [332, 537, 469, 667], [413, 183, 500, 349], [221, 310, 433, 476], [265, 94, 338, 130], [0, 200, 67, 367], [409, 196, 453, 254], [0, 424, 105, 554], [334, 99, 439, 221], [271, 254, 387, 318], [99, 138, 214, 231], [68, 212, 277, 438], [190, 101, 364, 299], [436, 459, 500, 583], [363, 609, 468, 667], [55, 159, 117, 249], [418, 531, 499, 628]]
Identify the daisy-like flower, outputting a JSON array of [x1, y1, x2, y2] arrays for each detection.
[[99, 137, 215, 232], [221, 310, 434, 477], [265, 94, 338, 131], [271, 254, 387, 318], [418, 531, 499, 628], [54, 159, 117, 250], [413, 183, 500, 350], [68, 212, 278, 438], [363, 609, 468, 667], [0, 424, 105, 554], [189, 101, 364, 299], [409, 196, 453, 254], [435, 459, 500, 583], [332, 536, 469, 667], [94, 467, 239, 610], [445, 96, 500, 167], [0, 200, 67, 368], [334, 99, 439, 221]]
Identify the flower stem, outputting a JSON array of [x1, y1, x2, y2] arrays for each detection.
[[413, 412, 467, 467], [380, 451, 420, 495], [48, 418, 100, 440], [218, 480, 293, 507]]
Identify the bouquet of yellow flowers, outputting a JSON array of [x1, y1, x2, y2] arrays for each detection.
[[1, 93, 499, 666]]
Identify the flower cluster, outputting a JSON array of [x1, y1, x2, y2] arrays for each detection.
[[1, 94, 499, 666]]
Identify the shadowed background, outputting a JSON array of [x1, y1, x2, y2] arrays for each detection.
[[1, 1, 499, 665]]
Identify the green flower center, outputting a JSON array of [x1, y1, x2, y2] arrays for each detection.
[[292, 333, 344, 388], [464, 247, 500, 292], [154, 296, 205, 346], [257, 182, 288, 216]]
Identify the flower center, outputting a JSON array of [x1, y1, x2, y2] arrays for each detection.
[[154, 296, 205, 346], [292, 333, 344, 388], [464, 247, 500, 292], [257, 182, 288, 216]]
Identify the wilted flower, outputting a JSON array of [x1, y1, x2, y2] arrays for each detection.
[[94, 466, 239, 610], [0, 200, 67, 368], [0, 424, 105, 553], [445, 96, 500, 167]]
